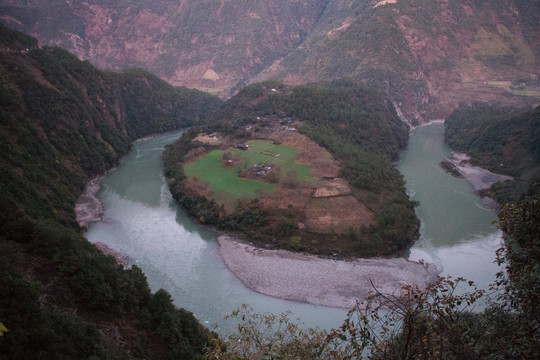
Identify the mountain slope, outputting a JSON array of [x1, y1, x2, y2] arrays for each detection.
[[258, 0, 540, 121], [0, 0, 328, 95], [1, 0, 538, 120], [0, 23, 222, 359]]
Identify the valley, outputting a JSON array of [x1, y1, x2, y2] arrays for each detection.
[[1, 1, 539, 358], [81, 122, 501, 335]]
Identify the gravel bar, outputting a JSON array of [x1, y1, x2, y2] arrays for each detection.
[[218, 235, 440, 309]]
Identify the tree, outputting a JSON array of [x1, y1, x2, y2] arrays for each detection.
[[203, 305, 338, 360], [329, 277, 487, 359], [204, 278, 487, 359], [495, 196, 540, 357]]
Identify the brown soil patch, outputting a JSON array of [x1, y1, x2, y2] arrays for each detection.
[[269, 130, 340, 177], [193, 134, 223, 145], [258, 184, 313, 210], [304, 195, 375, 234], [313, 178, 351, 197]]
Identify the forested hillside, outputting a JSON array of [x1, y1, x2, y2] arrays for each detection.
[[0, 23, 222, 359], [445, 103, 540, 203], [0, 0, 328, 96], [164, 80, 419, 257]]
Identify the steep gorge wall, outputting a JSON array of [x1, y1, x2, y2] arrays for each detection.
[[1, 0, 539, 120]]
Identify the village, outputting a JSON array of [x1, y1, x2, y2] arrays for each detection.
[[194, 115, 302, 182]]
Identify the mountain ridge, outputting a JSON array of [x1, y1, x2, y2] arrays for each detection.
[[1, 0, 539, 121]]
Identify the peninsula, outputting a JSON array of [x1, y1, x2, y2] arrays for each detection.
[[164, 80, 419, 258]]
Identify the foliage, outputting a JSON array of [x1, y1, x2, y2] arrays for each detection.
[[0, 21, 38, 49], [218, 79, 410, 161], [495, 196, 540, 357], [0, 256, 115, 360], [149, 289, 215, 359], [445, 103, 540, 203], [330, 277, 488, 359], [0, 321, 7, 336], [0, 25, 221, 359], [204, 278, 490, 360], [203, 305, 337, 360]]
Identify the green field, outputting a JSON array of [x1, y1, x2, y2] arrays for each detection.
[[488, 81, 540, 98], [184, 140, 315, 207], [184, 150, 276, 200], [242, 140, 314, 181]]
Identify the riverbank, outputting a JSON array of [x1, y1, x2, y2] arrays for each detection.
[[75, 177, 104, 228], [218, 235, 440, 309], [75, 177, 133, 268], [94, 242, 130, 268], [441, 152, 513, 211]]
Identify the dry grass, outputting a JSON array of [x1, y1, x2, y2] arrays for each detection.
[[304, 195, 375, 234], [258, 183, 313, 210], [270, 131, 340, 176], [193, 134, 223, 145], [313, 178, 351, 198]]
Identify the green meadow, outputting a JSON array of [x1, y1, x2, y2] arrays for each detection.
[[184, 149, 276, 200], [183, 140, 314, 207], [242, 140, 313, 181]]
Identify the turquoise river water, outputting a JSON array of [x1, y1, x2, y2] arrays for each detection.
[[85, 122, 503, 334]]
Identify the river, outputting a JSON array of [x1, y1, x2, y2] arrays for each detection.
[[84, 123, 503, 334]]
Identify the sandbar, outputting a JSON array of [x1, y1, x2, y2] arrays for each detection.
[[218, 235, 440, 309], [444, 151, 513, 210]]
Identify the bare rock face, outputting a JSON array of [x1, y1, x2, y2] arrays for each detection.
[[0, 0, 327, 97], [2, 0, 538, 120], [75, 178, 103, 229]]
